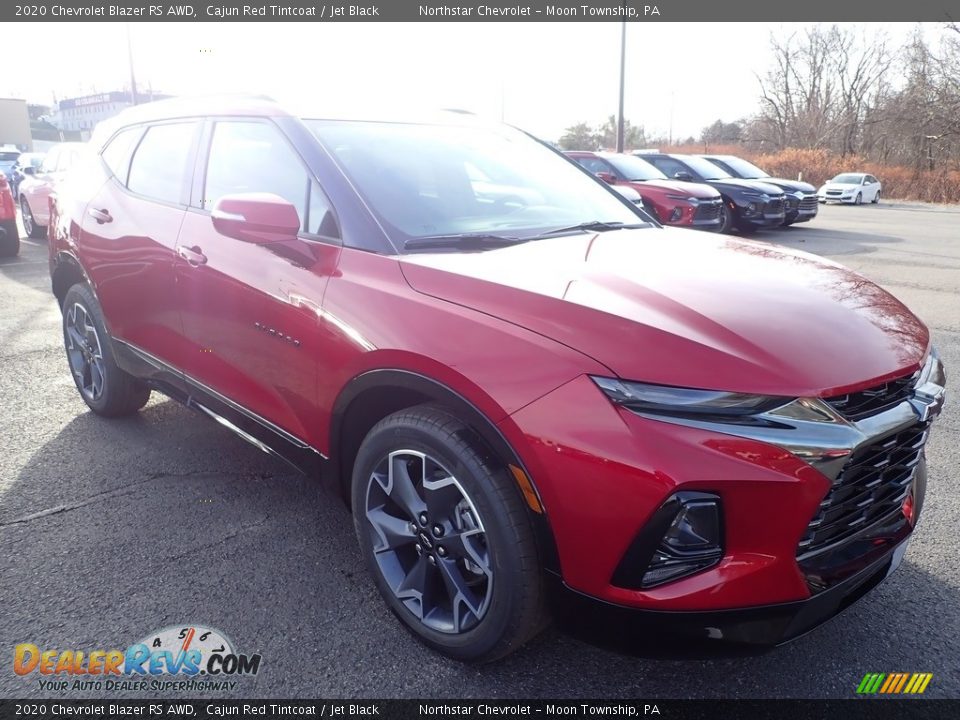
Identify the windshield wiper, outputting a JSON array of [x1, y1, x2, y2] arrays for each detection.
[[403, 233, 525, 251], [534, 220, 650, 238]]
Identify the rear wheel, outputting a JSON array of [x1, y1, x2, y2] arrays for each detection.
[[62, 284, 151, 417], [352, 405, 545, 662], [20, 196, 45, 239], [0, 219, 18, 257]]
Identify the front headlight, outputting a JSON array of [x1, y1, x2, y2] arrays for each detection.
[[666, 194, 698, 205], [591, 377, 790, 420]]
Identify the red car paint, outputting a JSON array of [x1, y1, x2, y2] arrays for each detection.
[[47, 99, 940, 631], [0, 174, 14, 221], [566, 151, 722, 228]]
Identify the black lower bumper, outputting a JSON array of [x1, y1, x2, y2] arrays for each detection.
[[785, 209, 818, 224], [552, 537, 908, 651]]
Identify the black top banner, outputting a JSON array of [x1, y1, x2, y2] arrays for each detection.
[[4, 0, 960, 22]]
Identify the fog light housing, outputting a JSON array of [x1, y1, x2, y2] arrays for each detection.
[[669, 207, 683, 222], [611, 492, 723, 590]]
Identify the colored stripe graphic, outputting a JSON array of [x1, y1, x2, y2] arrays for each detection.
[[857, 673, 932, 694]]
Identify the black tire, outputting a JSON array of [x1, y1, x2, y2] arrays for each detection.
[[20, 196, 45, 239], [0, 219, 18, 258], [872, 191, 880, 204], [61, 283, 151, 417], [717, 202, 734, 234], [854, 193, 862, 206], [352, 405, 545, 662]]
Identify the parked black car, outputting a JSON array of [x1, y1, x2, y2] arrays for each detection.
[[635, 152, 785, 234], [9, 152, 45, 200], [700, 155, 818, 226]]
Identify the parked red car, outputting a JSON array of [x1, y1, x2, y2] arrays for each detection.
[[0, 173, 18, 257], [565, 151, 722, 229], [18, 142, 86, 240], [49, 97, 946, 662]]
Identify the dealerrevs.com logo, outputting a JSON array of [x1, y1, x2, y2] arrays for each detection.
[[13, 625, 262, 693]]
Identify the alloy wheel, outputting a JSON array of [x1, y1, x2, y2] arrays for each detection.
[[20, 198, 33, 236], [364, 449, 493, 634], [855, 193, 862, 205], [65, 302, 106, 401]]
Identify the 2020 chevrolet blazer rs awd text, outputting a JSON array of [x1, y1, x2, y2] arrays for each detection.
[[48, 97, 946, 662]]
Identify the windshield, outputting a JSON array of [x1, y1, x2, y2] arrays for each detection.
[[307, 120, 644, 250], [676, 155, 733, 179], [714, 156, 768, 179], [605, 154, 667, 181], [832, 173, 864, 184]]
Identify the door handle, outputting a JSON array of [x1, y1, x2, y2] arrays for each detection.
[[87, 208, 112, 224], [177, 245, 208, 266]]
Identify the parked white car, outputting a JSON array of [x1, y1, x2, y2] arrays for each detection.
[[818, 173, 881, 204]]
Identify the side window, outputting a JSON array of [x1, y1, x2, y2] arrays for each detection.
[[203, 121, 309, 226], [647, 157, 686, 178], [127, 122, 197, 205], [101, 128, 142, 184], [575, 157, 613, 175], [306, 181, 340, 238], [867, 175, 878, 184]]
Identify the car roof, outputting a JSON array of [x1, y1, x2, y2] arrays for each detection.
[[93, 95, 506, 148]]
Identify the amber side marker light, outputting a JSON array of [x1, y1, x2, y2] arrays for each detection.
[[509, 464, 543, 514]]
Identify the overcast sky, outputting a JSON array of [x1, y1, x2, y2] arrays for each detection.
[[4, 22, 941, 141]]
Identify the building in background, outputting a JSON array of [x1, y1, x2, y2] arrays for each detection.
[[0, 98, 32, 151], [50, 90, 172, 139]]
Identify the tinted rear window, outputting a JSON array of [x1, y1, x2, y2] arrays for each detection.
[[127, 123, 196, 204]]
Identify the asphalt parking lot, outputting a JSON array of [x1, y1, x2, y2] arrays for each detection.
[[1, 202, 957, 700]]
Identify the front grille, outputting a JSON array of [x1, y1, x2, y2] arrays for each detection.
[[826, 190, 843, 196], [765, 198, 785, 214], [825, 372, 919, 421], [799, 195, 819, 211], [694, 200, 721, 221], [797, 422, 928, 558], [786, 197, 800, 210]]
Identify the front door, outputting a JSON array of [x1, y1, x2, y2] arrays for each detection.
[[175, 119, 341, 448]]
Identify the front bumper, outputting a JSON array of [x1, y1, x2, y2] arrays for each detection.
[[503, 352, 944, 619], [554, 533, 910, 647]]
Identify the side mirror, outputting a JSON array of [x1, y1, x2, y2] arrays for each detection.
[[595, 171, 617, 184], [211, 193, 300, 244], [22, 166, 36, 176], [673, 171, 694, 182]]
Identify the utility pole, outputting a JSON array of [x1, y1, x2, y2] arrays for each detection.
[[616, 20, 626, 153], [126, 23, 139, 106]]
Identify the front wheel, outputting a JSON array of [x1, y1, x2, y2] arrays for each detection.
[[717, 202, 734, 234], [872, 191, 880, 204], [62, 284, 151, 417], [352, 405, 546, 662], [20, 196, 45, 239], [854, 193, 863, 206]]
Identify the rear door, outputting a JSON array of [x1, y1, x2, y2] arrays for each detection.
[[175, 118, 341, 447], [78, 121, 200, 374]]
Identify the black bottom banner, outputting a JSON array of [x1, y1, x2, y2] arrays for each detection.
[[1, 700, 958, 720]]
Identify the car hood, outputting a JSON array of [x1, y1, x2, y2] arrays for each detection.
[[704, 177, 785, 196], [752, 177, 816, 194], [626, 179, 720, 199], [399, 228, 928, 397], [819, 182, 860, 192]]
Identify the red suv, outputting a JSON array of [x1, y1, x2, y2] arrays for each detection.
[[566, 151, 722, 229], [49, 98, 946, 662]]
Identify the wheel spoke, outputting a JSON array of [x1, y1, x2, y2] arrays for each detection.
[[66, 324, 86, 350], [367, 506, 416, 553], [89, 361, 104, 399], [436, 557, 484, 632], [441, 529, 491, 578], [396, 555, 436, 620], [388, 455, 427, 519]]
